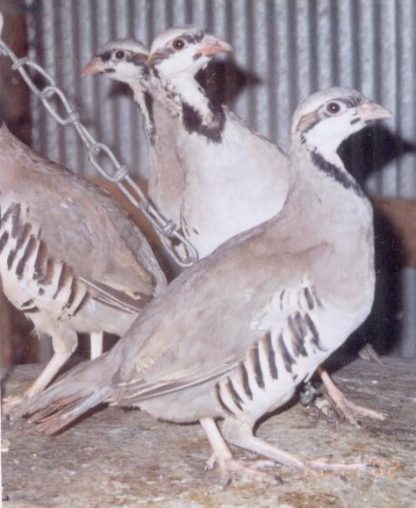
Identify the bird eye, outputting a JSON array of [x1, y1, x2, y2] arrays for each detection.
[[172, 38, 185, 50], [115, 50, 125, 59], [325, 101, 342, 115]]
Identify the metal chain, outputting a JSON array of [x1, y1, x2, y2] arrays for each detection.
[[0, 13, 198, 267]]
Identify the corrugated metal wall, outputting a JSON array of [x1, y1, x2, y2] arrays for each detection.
[[24, 0, 415, 357]]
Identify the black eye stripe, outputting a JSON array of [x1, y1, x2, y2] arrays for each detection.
[[99, 50, 148, 67], [100, 51, 111, 62], [178, 31, 205, 45], [150, 31, 205, 65], [336, 96, 363, 108]]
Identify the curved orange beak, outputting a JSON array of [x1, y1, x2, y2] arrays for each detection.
[[196, 35, 232, 57], [358, 101, 391, 122], [81, 56, 105, 77]]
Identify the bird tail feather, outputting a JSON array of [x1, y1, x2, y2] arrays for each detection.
[[10, 353, 114, 435]]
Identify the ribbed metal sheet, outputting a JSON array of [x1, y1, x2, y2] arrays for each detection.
[[24, 0, 416, 357]]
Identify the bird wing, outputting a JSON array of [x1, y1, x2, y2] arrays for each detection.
[[0, 201, 149, 319], [111, 240, 332, 404], [148, 101, 185, 226], [0, 125, 166, 299], [80, 277, 152, 314]]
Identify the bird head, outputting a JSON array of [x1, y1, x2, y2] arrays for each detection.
[[148, 27, 232, 79], [81, 39, 149, 84], [292, 87, 391, 154]]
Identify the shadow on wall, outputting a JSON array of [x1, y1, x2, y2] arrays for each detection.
[[196, 60, 262, 106], [340, 125, 416, 184], [340, 127, 416, 356]]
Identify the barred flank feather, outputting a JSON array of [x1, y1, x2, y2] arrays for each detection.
[[0, 202, 90, 318]]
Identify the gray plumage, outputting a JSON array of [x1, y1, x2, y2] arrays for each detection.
[[93, 29, 386, 425], [0, 123, 166, 406], [13, 88, 389, 479], [147, 27, 289, 258]]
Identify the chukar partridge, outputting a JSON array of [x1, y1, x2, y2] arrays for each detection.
[[81, 39, 184, 241], [13, 88, 389, 481], [147, 27, 289, 258], [0, 123, 166, 412], [85, 28, 385, 426]]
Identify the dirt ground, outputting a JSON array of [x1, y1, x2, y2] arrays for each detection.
[[1, 358, 416, 508]]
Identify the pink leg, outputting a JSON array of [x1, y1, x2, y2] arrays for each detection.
[[200, 418, 280, 484], [221, 418, 375, 476], [318, 367, 386, 427]]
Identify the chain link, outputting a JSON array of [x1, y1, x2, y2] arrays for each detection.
[[0, 14, 198, 267]]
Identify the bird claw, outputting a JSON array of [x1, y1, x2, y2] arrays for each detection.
[[304, 455, 397, 478], [205, 455, 282, 485], [332, 396, 387, 427], [358, 344, 384, 365], [318, 369, 387, 427], [205, 453, 216, 471], [305, 458, 371, 476]]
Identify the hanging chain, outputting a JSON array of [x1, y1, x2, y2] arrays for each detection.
[[0, 12, 198, 267]]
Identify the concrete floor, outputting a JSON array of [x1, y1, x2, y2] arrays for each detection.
[[1, 358, 416, 508]]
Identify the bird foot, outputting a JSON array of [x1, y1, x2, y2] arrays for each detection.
[[358, 344, 384, 365], [306, 456, 394, 478], [206, 453, 378, 483], [306, 457, 371, 476], [318, 368, 387, 427], [329, 393, 387, 428], [206, 454, 282, 485]]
